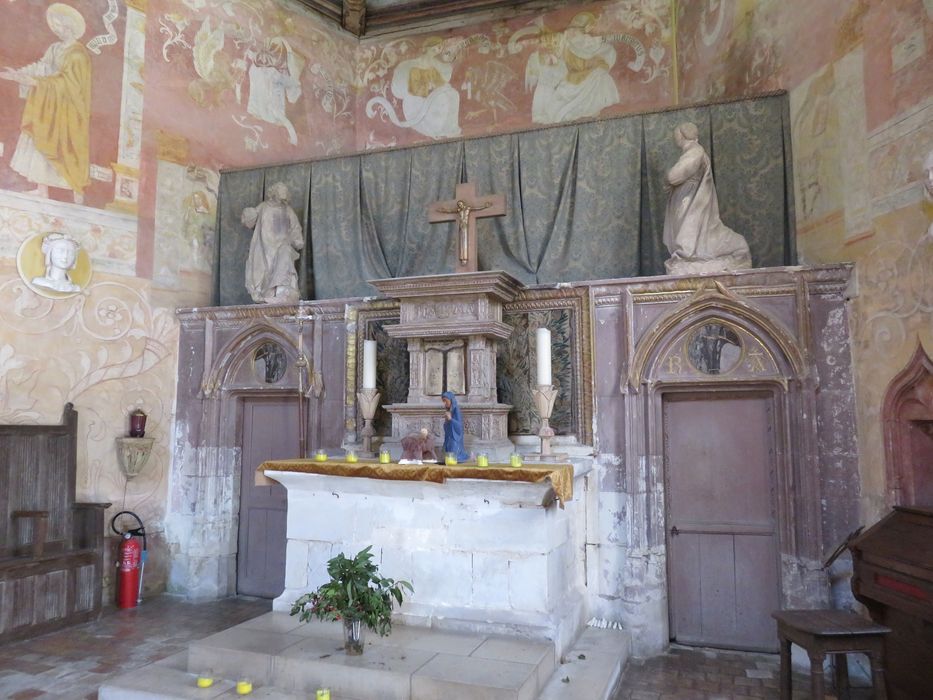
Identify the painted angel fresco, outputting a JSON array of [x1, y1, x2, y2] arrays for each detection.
[[365, 37, 462, 140], [161, 1, 344, 150], [509, 12, 629, 124], [0, 4, 92, 204], [244, 38, 305, 145]]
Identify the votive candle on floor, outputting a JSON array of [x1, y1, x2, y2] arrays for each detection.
[[235, 679, 253, 695], [316, 690, 331, 700]]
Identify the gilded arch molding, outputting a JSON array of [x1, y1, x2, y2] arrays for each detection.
[[628, 282, 808, 388]]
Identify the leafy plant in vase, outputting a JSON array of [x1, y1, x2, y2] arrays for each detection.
[[290, 546, 413, 655]]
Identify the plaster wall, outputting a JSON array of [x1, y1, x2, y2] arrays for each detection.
[[675, 0, 933, 526]]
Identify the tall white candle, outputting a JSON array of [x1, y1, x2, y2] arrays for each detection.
[[536, 328, 552, 387], [362, 340, 377, 390]]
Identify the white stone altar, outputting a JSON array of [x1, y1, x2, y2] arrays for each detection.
[[267, 462, 592, 656]]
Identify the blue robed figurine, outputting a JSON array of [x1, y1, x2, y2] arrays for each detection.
[[441, 391, 470, 462]]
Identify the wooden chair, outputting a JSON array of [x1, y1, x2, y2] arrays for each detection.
[[0, 404, 111, 643], [772, 609, 890, 699]]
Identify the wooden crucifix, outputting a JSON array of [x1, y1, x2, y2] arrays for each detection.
[[428, 182, 506, 274]]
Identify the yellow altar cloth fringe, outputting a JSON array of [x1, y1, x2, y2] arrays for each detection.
[[256, 459, 574, 506]]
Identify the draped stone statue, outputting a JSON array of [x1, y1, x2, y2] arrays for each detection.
[[242, 182, 304, 304], [662, 122, 752, 275]]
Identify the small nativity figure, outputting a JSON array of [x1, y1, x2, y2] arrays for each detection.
[[662, 122, 752, 275], [32, 233, 81, 293], [242, 181, 304, 304], [441, 391, 469, 463], [400, 428, 437, 463]]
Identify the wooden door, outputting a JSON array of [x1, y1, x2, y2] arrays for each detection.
[[237, 396, 298, 598], [664, 391, 781, 651]]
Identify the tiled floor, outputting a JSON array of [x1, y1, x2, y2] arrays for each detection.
[[0, 595, 271, 699], [611, 644, 876, 700], [0, 596, 877, 700]]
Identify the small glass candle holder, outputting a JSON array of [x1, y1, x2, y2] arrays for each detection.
[[316, 690, 332, 700], [444, 452, 457, 466], [314, 449, 327, 462], [476, 453, 489, 467], [509, 452, 523, 467], [379, 448, 391, 464], [345, 449, 358, 463], [235, 677, 253, 695], [195, 670, 214, 688]]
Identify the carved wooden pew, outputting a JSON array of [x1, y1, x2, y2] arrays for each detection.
[[0, 404, 110, 643]]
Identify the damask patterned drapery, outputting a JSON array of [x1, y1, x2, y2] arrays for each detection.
[[215, 93, 794, 304]]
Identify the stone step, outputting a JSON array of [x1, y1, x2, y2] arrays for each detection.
[[539, 627, 631, 700], [98, 612, 629, 700]]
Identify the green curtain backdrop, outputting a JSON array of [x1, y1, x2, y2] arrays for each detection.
[[215, 93, 795, 304]]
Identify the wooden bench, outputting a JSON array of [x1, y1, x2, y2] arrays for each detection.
[[772, 609, 890, 699], [0, 404, 110, 643]]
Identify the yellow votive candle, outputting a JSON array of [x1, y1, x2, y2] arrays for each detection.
[[345, 451, 358, 463], [236, 680, 253, 694], [196, 675, 214, 688], [379, 449, 391, 464], [316, 689, 332, 700], [445, 452, 457, 466], [314, 449, 327, 462], [510, 453, 522, 467], [477, 454, 489, 467]]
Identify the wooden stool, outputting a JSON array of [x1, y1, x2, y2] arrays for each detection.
[[772, 609, 890, 699]]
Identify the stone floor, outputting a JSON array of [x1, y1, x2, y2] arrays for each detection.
[[0, 595, 271, 699], [0, 595, 876, 700], [611, 645, 876, 700]]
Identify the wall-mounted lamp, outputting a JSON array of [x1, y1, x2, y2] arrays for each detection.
[[118, 409, 153, 479]]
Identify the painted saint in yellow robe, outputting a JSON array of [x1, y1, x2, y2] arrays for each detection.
[[1, 4, 90, 202]]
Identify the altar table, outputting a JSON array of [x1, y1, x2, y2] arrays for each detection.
[[256, 458, 574, 506], [258, 456, 590, 655]]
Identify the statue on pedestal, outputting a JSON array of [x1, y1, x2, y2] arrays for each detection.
[[242, 182, 303, 304], [662, 122, 752, 275]]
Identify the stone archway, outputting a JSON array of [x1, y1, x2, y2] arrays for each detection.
[[883, 344, 933, 507], [630, 283, 826, 650]]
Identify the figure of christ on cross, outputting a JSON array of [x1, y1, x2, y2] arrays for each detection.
[[428, 182, 506, 273]]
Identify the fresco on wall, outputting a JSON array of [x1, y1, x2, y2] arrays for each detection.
[[0, 1, 125, 210], [149, 0, 356, 162], [359, 0, 673, 149]]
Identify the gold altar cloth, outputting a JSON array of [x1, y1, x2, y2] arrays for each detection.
[[256, 459, 574, 506]]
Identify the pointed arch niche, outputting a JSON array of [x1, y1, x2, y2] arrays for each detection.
[[625, 282, 828, 641], [883, 344, 933, 507]]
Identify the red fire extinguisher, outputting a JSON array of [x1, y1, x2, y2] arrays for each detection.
[[117, 532, 141, 609], [111, 510, 147, 609]]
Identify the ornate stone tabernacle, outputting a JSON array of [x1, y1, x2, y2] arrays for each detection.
[[369, 271, 524, 457]]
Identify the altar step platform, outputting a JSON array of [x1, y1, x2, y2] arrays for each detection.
[[99, 611, 631, 700]]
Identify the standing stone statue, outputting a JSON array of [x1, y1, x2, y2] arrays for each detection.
[[662, 122, 752, 275], [242, 182, 304, 304]]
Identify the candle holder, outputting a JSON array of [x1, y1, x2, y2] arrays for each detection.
[[532, 384, 559, 459], [357, 387, 381, 456]]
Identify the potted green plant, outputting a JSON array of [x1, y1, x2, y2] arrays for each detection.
[[289, 546, 413, 655]]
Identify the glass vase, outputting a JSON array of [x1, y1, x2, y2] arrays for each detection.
[[343, 618, 365, 655]]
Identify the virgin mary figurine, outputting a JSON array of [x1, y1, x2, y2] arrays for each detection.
[[441, 391, 469, 462]]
